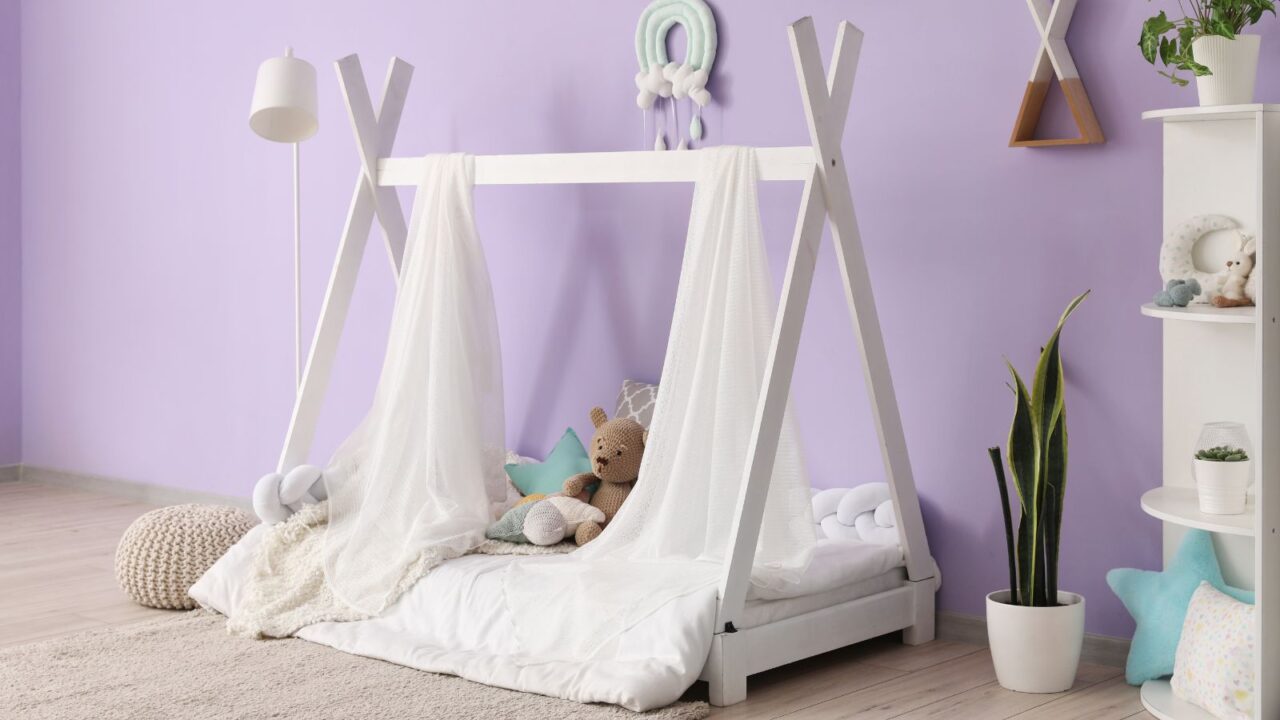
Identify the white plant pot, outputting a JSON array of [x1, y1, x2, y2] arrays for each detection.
[[986, 590, 1085, 693], [1193, 35, 1261, 106], [1194, 459, 1251, 515]]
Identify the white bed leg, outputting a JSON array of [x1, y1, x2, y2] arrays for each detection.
[[705, 633, 748, 706], [902, 578, 936, 646]]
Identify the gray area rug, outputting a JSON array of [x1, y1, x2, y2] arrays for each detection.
[[0, 612, 709, 720]]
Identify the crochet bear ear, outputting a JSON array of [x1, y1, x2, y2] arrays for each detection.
[[590, 407, 608, 428]]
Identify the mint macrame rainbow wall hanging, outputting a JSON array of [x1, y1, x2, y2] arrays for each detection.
[[633, 0, 717, 151]]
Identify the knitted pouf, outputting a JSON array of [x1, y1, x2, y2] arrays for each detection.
[[115, 504, 256, 609]]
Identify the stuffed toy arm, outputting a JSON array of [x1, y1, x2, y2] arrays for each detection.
[[562, 472, 595, 498]]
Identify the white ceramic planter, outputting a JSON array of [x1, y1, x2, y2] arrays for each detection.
[[1194, 459, 1252, 514], [986, 590, 1085, 693], [1192, 35, 1261, 106]]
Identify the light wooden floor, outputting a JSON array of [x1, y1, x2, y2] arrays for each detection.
[[0, 479, 1153, 719]]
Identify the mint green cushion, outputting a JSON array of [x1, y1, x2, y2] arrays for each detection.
[[1107, 529, 1254, 685], [505, 428, 592, 496]]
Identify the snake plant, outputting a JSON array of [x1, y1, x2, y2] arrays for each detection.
[[988, 291, 1089, 607]]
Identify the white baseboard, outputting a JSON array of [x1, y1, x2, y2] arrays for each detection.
[[18, 464, 252, 511], [0, 465, 19, 483], [936, 610, 1129, 668]]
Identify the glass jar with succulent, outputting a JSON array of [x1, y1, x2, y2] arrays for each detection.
[[984, 290, 1089, 694], [1195, 445, 1250, 462], [1140, 0, 1275, 104]]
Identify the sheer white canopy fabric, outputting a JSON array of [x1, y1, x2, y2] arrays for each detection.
[[503, 146, 815, 661], [323, 153, 508, 616]]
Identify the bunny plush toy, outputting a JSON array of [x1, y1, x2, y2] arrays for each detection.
[[1213, 235, 1258, 308]]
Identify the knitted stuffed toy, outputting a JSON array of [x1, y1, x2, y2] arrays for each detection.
[[563, 407, 646, 545]]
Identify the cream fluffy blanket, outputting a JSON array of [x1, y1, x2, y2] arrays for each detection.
[[227, 503, 575, 638]]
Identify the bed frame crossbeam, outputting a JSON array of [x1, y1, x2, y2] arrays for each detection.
[[378, 147, 819, 185], [278, 16, 935, 708]]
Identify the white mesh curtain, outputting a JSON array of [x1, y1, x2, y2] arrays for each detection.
[[323, 154, 508, 616], [503, 146, 815, 661]]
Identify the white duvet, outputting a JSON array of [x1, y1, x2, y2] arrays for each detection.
[[192, 526, 718, 711], [192, 528, 903, 711]]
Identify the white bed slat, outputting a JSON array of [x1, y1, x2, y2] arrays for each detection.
[[789, 18, 934, 586]]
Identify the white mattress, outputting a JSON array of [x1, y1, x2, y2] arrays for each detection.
[[742, 567, 907, 629], [191, 532, 902, 710], [747, 537, 903, 601], [740, 537, 905, 629]]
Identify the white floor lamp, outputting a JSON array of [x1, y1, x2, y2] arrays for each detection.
[[249, 47, 319, 392]]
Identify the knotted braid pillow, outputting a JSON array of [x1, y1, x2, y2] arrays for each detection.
[[115, 504, 257, 609]]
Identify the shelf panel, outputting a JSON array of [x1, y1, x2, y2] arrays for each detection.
[[1141, 486, 1255, 536], [1140, 303, 1255, 324], [1141, 679, 1217, 720], [1143, 104, 1280, 122]]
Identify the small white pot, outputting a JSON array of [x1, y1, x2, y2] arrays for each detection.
[[1194, 459, 1251, 515], [986, 590, 1085, 693], [1192, 35, 1261, 106]]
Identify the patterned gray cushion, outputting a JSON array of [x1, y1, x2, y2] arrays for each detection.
[[615, 379, 658, 429]]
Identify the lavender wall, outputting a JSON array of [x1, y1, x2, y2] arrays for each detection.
[[17, 1, 1280, 636], [0, 0, 18, 467]]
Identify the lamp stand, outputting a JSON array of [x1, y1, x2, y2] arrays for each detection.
[[293, 141, 302, 393]]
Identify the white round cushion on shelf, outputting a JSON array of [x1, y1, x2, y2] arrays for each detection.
[[1159, 214, 1241, 298]]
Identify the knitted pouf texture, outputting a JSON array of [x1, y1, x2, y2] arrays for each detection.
[[115, 504, 257, 609]]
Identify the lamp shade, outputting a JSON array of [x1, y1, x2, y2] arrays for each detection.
[[249, 48, 318, 143]]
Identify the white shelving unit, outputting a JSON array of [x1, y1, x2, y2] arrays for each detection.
[[1140, 680, 1217, 720], [1139, 303, 1255, 324], [1140, 487, 1254, 537], [1138, 106, 1279, 719]]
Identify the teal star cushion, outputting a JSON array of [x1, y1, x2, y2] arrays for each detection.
[[504, 428, 592, 496], [1106, 529, 1254, 685]]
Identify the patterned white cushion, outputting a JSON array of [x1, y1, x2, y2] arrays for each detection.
[[615, 379, 658, 429], [1172, 582, 1255, 719]]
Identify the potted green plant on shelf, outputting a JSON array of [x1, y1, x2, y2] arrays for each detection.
[[1139, 0, 1275, 106], [1194, 445, 1252, 514], [986, 290, 1088, 694]]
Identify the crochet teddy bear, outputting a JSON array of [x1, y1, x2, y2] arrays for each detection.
[[562, 407, 646, 545]]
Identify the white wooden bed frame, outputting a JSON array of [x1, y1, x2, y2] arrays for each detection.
[[277, 17, 936, 707]]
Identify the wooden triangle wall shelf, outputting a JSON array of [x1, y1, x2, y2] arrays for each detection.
[[1009, 0, 1104, 147]]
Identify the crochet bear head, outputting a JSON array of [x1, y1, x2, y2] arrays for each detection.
[[585, 407, 647, 485]]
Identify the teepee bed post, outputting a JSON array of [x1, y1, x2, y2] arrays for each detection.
[[278, 16, 935, 709], [702, 18, 934, 706], [278, 56, 412, 473]]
